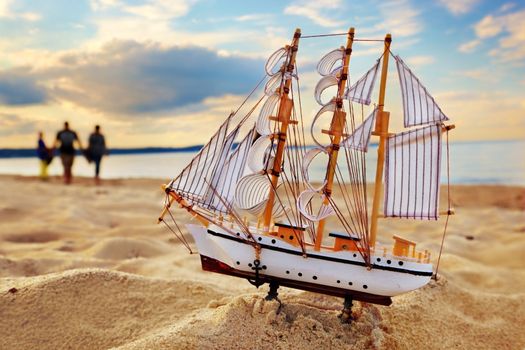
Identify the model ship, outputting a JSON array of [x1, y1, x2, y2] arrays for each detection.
[[158, 27, 454, 320]]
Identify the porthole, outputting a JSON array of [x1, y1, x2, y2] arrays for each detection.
[[271, 239, 276, 244], [262, 265, 267, 270], [313, 276, 317, 280], [258, 237, 262, 241], [236, 233, 240, 236], [289, 235, 294, 240], [376, 258, 381, 262], [248, 263, 252, 267], [353, 253, 357, 258], [236, 261, 240, 265], [298, 272, 303, 277], [336, 280, 340, 284], [387, 260, 391, 264], [348, 282, 353, 286], [363, 285, 368, 289], [280, 235, 284, 239], [286, 270, 290, 274], [399, 261, 404, 266]]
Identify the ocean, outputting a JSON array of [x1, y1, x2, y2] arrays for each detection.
[[0, 140, 523, 186]]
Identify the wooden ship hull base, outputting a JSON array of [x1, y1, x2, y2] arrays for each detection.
[[200, 255, 392, 305]]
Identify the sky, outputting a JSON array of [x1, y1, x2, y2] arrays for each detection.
[[0, 0, 524, 148]]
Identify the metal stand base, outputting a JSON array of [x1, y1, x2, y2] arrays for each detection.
[[265, 281, 283, 314], [338, 295, 353, 323]]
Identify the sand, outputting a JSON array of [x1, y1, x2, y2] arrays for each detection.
[[0, 175, 524, 349]]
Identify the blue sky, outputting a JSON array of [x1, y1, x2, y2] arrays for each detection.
[[0, 0, 524, 147]]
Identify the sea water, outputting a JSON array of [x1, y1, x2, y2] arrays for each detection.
[[0, 140, 523, 186]]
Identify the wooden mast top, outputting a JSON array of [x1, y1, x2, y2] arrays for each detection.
[[262, 28, 301, 232], [313, 27, 355, 251], [369, 33, 392, 248]]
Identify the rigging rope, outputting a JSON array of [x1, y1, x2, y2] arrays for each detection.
[[301, 32, 384, 41]]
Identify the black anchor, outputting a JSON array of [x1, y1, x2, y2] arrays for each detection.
[[247, 259, 265, 288]]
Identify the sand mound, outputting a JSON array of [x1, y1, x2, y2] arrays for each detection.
[[0, 268, 228, 350], [109, 278, 525, 350], [85, 237, 173, 260], [1, 176, 524, 349], [4, 231, 61, 243]]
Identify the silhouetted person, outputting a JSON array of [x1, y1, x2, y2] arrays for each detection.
[[36, 131, 52, 180], [54, 122, 83, 184], [87, 125, 107, 185]]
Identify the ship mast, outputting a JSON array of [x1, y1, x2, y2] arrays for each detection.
[[262, 28, 301, 232], [314, 27, 355, 251], [369, 34, 392, 248]]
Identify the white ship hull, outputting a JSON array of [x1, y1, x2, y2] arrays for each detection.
[[187, 223, 433, 305]]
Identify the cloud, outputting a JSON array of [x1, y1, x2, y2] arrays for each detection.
[[0, 0, 41, 21], [375, 0, 422, 38], [406, 55, 435, 66], [471, 9, 525, 63], [121, 0, 192, 20], [438, 0, 479, 15], [0, 113, 37, 136], [284, 0, 345, 28], [0, 40, 263, 115], [0, 70, 48, 105], [435, 90, 525, 140], [498, 3, 516, 13], [455, 68, 498, 82], [90, 0, 191, 19], [474, 15, 503, 38], [458, 39, 481, 53]]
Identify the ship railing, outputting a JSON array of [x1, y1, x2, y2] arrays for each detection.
[[219, 219, 431, 264]]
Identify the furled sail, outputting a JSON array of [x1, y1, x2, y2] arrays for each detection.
[[256, 93, 280, 136], [344, 59, 380, 105], [384, 124, 442, 220], [168, 118, 232, 203], [317, 48, 344, 76], [265, 47, 288, 76], [310, 101, 337, 148], [302, 147, 328, 191], [202, 127, 256, 213], [234, 173, 285, 217], [297, 189, 335, 222], [395, 55, 449, 127], [265, 74, 282, 95], [341, 107, 377, 152], [246, 135, 273, 173], [314, 74, 339, 106]]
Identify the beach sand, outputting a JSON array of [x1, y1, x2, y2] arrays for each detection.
[[1, 175, 524, 349]]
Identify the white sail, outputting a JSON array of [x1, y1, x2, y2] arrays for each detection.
[[302, 147, 328, 191], [234, 173, 285, 217], [297, 189, 335, 222], [344, 59, 380, 105], [168, 119, 231, 201], [395, 55, 449, 127], [314, 74, 339, 106], [341, 107, 377, 152], [265, 74, 282, 95], [204, 127, 256, 212], [310, 101, 337, 148], [265, 47, 288, 76], [246, 135, 273, 173], [256, 93, 280, 136], [384, 124, 442, 220], [317, 48, 344, 76]]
